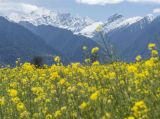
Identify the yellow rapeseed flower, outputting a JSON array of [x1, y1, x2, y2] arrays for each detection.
[[61, 106, 67, 111], [11, 97, 20, 104], [46, 114, 53, 119], [90, 91, 100, 101], [131, 100, 148, 118], [51, 72, 60, 79], [127, 65, 138, 73], [54, 56, 61, 63], [92, 61, 100, 65], [0, 97, 5, 106], [152, 50, 158, 56], [58, 79, 66, 85], [20, 111, 30, 118], [126, 116, 135, 119], [8, 89, 18, 97], [17, 102, 25, 111], [148, 43, 156, 50], [79, 102, 88, 110], [135, 55, 142, 61], [54, 110, 62, 117], [108, 72, 116, 79], [91, 47, 99, 54], [22, 63, 34, 71]]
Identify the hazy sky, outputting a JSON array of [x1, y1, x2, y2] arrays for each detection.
[[0, 0, 160, 21]]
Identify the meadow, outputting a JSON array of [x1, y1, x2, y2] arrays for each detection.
[[0, 44, 160, 119]]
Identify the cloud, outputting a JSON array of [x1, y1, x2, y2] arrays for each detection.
[[0, 2, 39, 15], [76, 0, 160, 5], [76, 0, 123, 5], [127, 0, 160, 3], [153, 8, 160, 13]]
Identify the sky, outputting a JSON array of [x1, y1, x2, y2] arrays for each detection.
[[0, 0, 160, 21]]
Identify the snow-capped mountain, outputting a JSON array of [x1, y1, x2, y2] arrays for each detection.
[[4, 7, 156, 39], [79, 14, 154, 38], [6, 7, 94, 33], [79, 14, 148, 38], [103, 15, 143, 32], [78, 14, 142, 37]]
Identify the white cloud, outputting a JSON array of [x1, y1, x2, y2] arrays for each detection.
[[153, 8, 160, 13], [0, 2, 39, 15], [76, 0, 160, 5], [76, 0, 123, 5], [127, 0, 160, 3]]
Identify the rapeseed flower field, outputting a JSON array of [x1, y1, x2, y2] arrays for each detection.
[[0, 44, 160, 119]]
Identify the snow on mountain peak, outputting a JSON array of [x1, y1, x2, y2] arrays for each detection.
[[114, 16, 143, 28], [79, 15, 143, 38], [7, 7, 94, 33], [78, 22, 103, 37], [102, 15, 143, 33], [4, 7, 157, 38], [144, 14, 155, 22]]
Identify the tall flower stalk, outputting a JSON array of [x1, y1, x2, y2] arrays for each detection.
[[96, 24, 119, 63]]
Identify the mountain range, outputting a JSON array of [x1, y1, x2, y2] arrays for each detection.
[[19, 21, 104, 63], [0, 17, 64, 66], [0, 7, 160, 65]]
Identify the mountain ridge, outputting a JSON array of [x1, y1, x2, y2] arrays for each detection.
[[4, 7, 156, 38]]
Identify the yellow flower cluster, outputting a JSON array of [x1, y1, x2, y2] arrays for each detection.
[[90, 91, 100, 101], [131, 100, 148, 119], [148, 43, 156, 50], [79, 102, 88, 110], [1, 46, 160, 118], [135, 55, 142, 62], [91, 47, 99, 54], [54, 56, 61, 63], [148, 43, 159, 57]]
